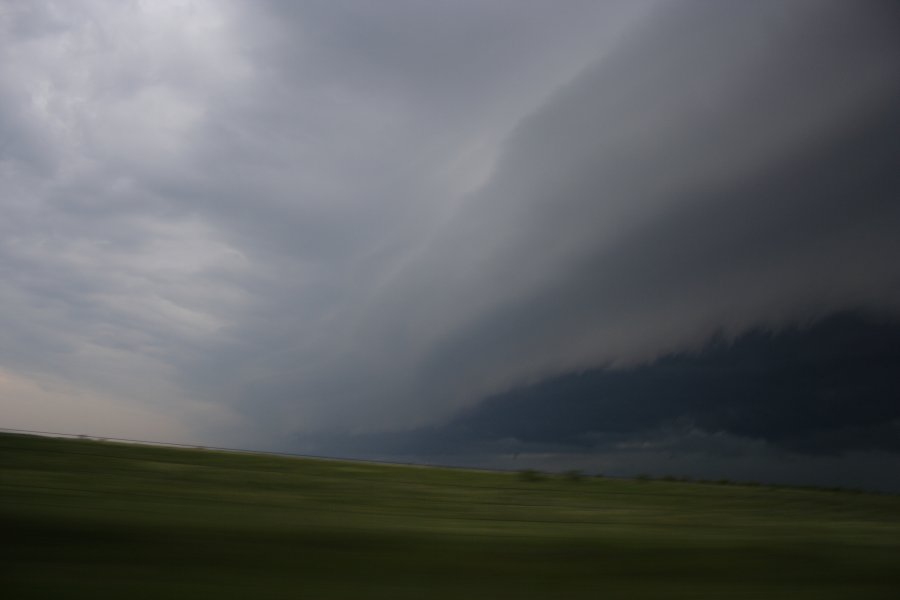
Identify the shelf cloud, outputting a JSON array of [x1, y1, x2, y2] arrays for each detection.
[[2, 1, 899, 486]]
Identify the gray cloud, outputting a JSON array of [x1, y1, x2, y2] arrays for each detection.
[[295, 315, 900, 491], [1, 0, 899, 478], [328, 312, 900, 454], [292, 0, 900, 431]]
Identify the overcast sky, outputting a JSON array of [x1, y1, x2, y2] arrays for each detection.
[[2, 1, 899, 488]]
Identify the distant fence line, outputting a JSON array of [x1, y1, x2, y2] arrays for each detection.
[[0, 426, 502, 474], [0, 425, 284, 454]]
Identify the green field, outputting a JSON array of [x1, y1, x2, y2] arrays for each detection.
[[2, 433, 899, 598]]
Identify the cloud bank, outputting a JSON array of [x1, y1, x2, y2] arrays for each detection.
[[2, 1, 899, 485]]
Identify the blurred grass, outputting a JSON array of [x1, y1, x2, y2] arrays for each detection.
[[1, 433, 899, 598]]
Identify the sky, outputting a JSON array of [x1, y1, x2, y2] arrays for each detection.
[[2, 0, 900, 490]]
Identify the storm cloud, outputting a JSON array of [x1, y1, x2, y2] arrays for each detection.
[[1, 1, 899, 486], [296, 312, 900, 491], [328, 312, 900, 451]]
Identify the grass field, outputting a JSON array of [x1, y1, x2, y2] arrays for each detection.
[[2, 433, 899, 598]]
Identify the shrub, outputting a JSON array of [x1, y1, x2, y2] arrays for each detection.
[[563, 469, 584, 482], [517, 469, 544, 482]]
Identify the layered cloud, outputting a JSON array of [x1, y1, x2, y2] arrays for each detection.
[[1, 0, 899, 474]]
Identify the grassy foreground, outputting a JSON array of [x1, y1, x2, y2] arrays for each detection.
[[2, 433, 899, 599]]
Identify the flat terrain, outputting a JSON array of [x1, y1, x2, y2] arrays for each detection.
[[2, 433, 899, 599]]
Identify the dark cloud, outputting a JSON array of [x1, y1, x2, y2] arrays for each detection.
[[2, 0, 899, 487], [324, 0, 900, 432], [430, 312, 900, 454], [297, 312, 900, 490]]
